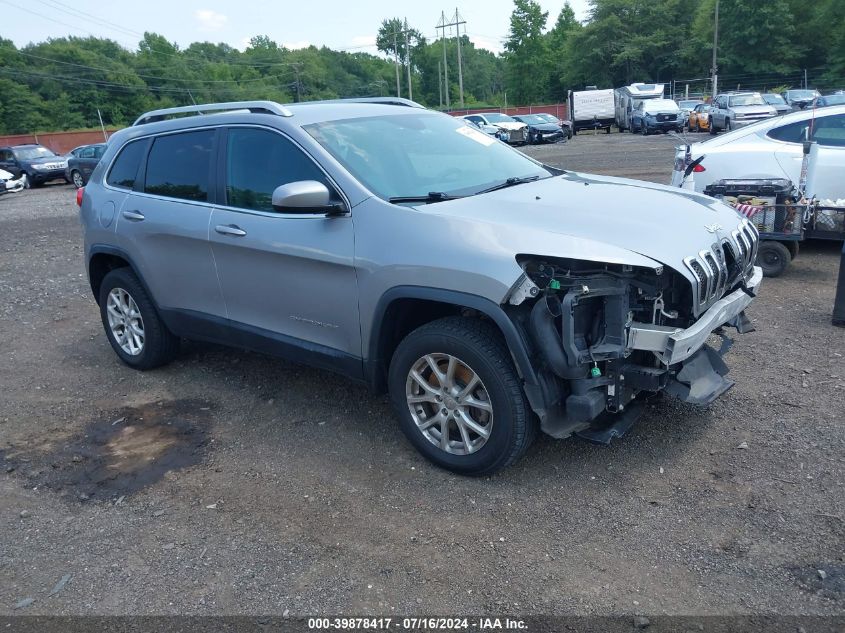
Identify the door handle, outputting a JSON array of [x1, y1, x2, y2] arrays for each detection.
[[215, 224, 247, 237], [122, 210, 145, 221]]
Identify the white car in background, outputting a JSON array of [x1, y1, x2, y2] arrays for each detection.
[[460, 113, 528, 145], [671, 105, 845, 201]]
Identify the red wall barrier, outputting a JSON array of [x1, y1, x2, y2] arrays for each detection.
[[0, 129, 119, 155]]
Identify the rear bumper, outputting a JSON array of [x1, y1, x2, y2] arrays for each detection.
[[627, 266, 763, 365]]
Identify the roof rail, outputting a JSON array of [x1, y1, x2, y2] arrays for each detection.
[[286, 97, 426, 109], [133, 101, 293, 126]]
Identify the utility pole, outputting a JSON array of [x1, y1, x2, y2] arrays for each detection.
[[438, 61, 443, 108], [404, 18, 413, 101], [292, 64, 302, 102], [437, 11, 451, 109], [711, 0, 719, 99], [393, 29, 401, 97], [454, 8, 465, 108]]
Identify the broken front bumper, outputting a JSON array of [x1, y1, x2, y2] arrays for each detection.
[[627, 266, 763, 365]]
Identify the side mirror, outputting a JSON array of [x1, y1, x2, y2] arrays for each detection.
[[271, 180, 344, 215]]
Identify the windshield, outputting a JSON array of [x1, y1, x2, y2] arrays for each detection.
[[787, 90, 819, 100], [537, 114, 560, 123], [483, 113, 516, 124], [729, 94, 765, 106], [678, 101, 702, 110], [517, 115, 546, 124], [305, 112, 552, 201], [13, 146, 56, 160], [643, 99, 679, 113], [763, 94, 786, 105]]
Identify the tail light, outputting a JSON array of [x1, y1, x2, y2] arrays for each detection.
[[76, 186, 84, 207], [693, 163, 706, 173]]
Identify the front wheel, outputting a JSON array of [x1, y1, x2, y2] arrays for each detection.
[[709, 119, 717, 135], [725, 119, 732, 132], [71, 170, 84, 189], [388, 317, 536, 476], [641, 123, 648, 136], [756, 240, 791, 278]]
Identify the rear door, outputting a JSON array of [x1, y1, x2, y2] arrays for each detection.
[[209, 126, 359, 363], [111, 129, 226, 319]]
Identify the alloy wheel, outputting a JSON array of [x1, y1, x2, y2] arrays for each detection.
[[106, 287, 145, 356], [405, 353, 493, 456]]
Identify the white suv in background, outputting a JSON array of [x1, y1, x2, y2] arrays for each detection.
[[671, 105, 845, 201]]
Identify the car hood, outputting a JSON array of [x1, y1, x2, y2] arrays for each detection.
[[524, 122, 562, 132], [731, 105, 776, 116], [24, 156, 65, 166], [423, 172, 744, 282], [492, 121, 527, 130]]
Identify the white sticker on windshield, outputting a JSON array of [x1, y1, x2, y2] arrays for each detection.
[[456, 125, 496, 146]]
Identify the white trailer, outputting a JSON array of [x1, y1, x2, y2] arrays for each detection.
[[568, 88, 615, 134], [614, 83, 666, 131]]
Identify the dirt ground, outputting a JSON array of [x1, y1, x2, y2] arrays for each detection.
[[1, 131, 844, 617]]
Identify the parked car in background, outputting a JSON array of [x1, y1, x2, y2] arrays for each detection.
[[677, 99, 704, 127], [461, 116, 507, 141], [0, 144, 69, 188], [65, 143, 107, 188], [0, 167, 25, 195], [534, 113, 573, 139], [670, 105, 845, 202], [813, 94, 845, 108], [762, 93, 791, 116], [709, 92, 777, 134], [630, 98, 682, 135], [511, 114, 565, 144], [687, 103, 712, 132], [460, 113, 528, 145], [784, 89, 821, 110]]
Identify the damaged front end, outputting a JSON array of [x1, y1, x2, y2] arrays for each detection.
[[505, 246, 762, 443]]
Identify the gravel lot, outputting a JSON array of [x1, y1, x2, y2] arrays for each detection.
[[1, 131, 844, 618]]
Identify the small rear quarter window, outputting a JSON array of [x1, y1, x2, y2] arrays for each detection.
[[106, 141, 146, 189]]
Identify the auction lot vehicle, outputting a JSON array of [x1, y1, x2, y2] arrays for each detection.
[[0, 167, 25, 194], [0, 144, 69, 188], [512, 114, 566, 144], [687, 103, 712, 132], [677, 100, 704, 127], [534, 112, 573, 139], [66, 143, 107, 188], [631, 98, 683, 135], [460, 113, 528, 144], [614, 83, 665, 131], [568, 88, 615, 134], [709, 92, 778, 134], [80, 99, 761, 475], [784, 88, 821, 111], [670, 105, 845, 202], [762, 93, 791, 116]]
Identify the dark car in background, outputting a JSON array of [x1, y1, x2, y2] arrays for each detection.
[[0, 144, 69, 188], [511, 114, 566, 144], [784, 89, 821, 111], [762, 93, 791, 116], [65, 143, 107, 188], [534, 112, 573, 139], [813, 94, 845, 108]]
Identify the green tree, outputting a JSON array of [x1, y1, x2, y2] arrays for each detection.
[[504, 0, 549, 104]]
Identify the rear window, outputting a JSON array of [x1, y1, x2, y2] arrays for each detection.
[[106, 140, 146, 189], [144, 130, 214, 202]]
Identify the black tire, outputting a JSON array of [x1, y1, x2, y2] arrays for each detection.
[[691, 119, 699, 132], [98, 268, 179, 369], [71, 170, 84, 189], [388, 316, 536, 476], [567, 127, 573, 139], [755, 240, 791, 278], [641, 122, 648, 136], [786, 241, 799, 259], [605, 126, 611, 134], [709, 118, 717, 135], [725, 118, 732, 132]]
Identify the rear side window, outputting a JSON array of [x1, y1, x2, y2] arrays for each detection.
[[144, 130, 214, 202], [225, 128, 329, 212], [767, 114, 845, 146], [106, 140, 146, 189]]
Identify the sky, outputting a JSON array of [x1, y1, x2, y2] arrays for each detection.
[[2, 0, 591, 56]]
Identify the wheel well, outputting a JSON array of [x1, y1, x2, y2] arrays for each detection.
[[88, 253, 131, 303]]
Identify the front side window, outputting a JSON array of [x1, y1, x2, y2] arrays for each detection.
[[144, 130, 214, 202], [80, 146, 96, 159], [225, 127, 330, 212], [106, 140, 146, 189], [305, 112, 552, 201]]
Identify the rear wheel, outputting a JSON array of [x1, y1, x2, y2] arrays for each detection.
[[756, 240, 791, 278], [725, 118, 732, 132], [98, 268, 179, 369], [709, 118, 717, 135], [71, 170, 84, 189], [388, 317, 536, 476], [690, 118, 698, 132]]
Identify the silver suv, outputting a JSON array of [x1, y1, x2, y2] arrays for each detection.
[[79, 99, 762, 475], [709, 92, 777, 134]]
